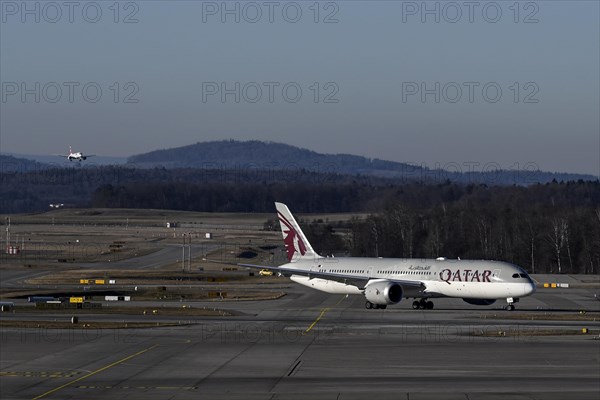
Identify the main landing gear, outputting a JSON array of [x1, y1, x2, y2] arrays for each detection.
[[365, 301, 387, 310], [412, 299, 434, 310]]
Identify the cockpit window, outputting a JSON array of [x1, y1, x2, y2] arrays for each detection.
[[519, 273, 528, 278], [512, 273, 520, 278]]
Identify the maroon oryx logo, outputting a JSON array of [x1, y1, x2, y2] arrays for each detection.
[[278, 211, 307, 262]]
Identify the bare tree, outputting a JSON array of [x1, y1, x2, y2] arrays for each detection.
[[564, 221, 573, 273], [477, 216, 492, 259], [371, 218, 379, 258], [430, 225, 439, 258], [548, 217, 568, 274], [389, 205, 416, 258], [522, 219, 539, 274]]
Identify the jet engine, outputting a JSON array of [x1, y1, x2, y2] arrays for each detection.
[[462, 298, 496, 306], [364, 281, 403, 305]]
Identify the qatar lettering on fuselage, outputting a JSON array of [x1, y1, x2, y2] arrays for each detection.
[[439, 268, 492, 283]]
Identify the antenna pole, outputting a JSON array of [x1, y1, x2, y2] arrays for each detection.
[[182, 234, 186, 272]]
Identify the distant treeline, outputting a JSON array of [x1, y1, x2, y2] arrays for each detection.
[[0, 165, 370, 214], [88, 179, 600, 213]]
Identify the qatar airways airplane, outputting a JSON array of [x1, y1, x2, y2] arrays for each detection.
[[55, 146, 95, 162], [243, 203, 536, 311]]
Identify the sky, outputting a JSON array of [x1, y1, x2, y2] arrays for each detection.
[[1, 0, 599, 176]]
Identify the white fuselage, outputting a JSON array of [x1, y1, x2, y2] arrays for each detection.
[[284, 257, 535, 300], [68, 152, 83, 161]]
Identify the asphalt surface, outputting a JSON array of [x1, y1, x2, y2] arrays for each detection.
[[78, 243, 220, 270], [1, 283, 599, 400]]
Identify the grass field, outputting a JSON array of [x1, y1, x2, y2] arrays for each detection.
[[0, 208, 313, 310], [0, 208, 289, 267]]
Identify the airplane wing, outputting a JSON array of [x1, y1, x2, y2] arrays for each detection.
[[82, 154, 96, 158], [54, 154, 69, 158], [240, 262, 369, 287], [238, 262, 425, 291]]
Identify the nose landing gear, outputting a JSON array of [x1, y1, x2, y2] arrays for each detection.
[[505, 297, 519, 311]]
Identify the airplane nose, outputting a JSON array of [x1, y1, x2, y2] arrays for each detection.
[[524, 282, 536, 296]]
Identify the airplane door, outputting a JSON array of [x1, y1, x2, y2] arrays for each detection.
[[367, 266, 373, 278], [492, 269, 501, 281]]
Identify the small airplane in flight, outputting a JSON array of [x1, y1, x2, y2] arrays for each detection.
[[242, 202, 536, 311], [55, 146, 95, 162]]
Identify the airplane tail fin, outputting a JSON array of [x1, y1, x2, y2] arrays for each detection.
[[275, 202, 319, 263]]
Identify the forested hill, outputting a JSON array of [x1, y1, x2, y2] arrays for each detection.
[[128, 140, 415, 176], [127, 140, 596, 185], [0, 154, 49, 172]]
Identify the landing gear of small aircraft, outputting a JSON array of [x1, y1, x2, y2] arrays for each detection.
[[505, 304, 515, 311], [365, 301, 387, 310], [412, 299, 434, 310]]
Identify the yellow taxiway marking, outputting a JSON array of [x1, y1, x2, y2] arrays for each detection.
[[304, 308, 328, 334], [304, 295, 346, 334], [31, 344, 159, 400]]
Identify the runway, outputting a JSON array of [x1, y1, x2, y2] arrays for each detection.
[[1, 285, 599, 400]]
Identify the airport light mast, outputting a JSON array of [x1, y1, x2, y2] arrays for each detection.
[[182, 233, 186, 272], [5, 217, 10, 253]]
